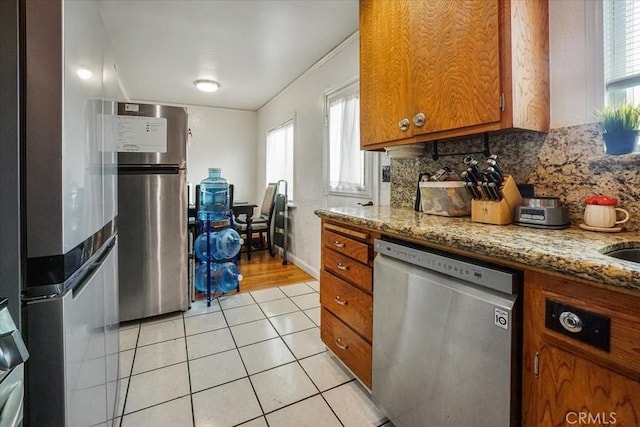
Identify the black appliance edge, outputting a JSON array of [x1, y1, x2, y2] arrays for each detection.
[[25, 217, 117, 291]]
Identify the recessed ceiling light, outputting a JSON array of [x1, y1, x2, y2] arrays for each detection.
[[194, 79, 220, 93], [76, 68, 92, 80]]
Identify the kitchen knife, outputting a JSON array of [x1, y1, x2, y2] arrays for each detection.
[[489, 182, 503, 200], [485, 174, 502, 201], [461, 171, 481, 199], [468, 159, 482, 179], [484, 168, 503, 186], [482, 181, 497, 200], [473, 163, 492, 198], [474, 173, 490, 199], [466, 182, 482, 199], [468, 167, 489, 198], [486, 159, 504, 178], [460, 171, 474, 198], [463, 155, 476, 166], [465, 167, 480, 184]]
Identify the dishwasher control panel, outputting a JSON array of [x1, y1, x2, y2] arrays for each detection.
[[374, 239, 518, 295]]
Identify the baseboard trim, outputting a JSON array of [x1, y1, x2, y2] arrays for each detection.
[[285, 251, 319, 280]]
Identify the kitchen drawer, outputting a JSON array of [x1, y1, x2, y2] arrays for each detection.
[[321, 308, 372, 388], [323, 222, 370, 242], [323, 248, 372, 293], [320, 270, 372, 342], [322, 229, 369, 264]]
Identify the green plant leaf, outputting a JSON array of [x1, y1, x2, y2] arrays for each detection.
[[596, 102, 640, 133]]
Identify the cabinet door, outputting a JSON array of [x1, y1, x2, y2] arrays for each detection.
[[412, 0, 501, 134], [529, 345, 640, 427], [359, 0, 413, 147]]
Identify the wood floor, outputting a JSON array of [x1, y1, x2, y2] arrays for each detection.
[[238, 250, 315, 292], [195, 250, 315, 299]]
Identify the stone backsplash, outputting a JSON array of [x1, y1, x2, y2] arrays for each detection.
[[390, 123, 640, 232]]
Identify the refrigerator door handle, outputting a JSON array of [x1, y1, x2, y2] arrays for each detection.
[[70, 236, 116, 299], [118, 165, 180, 175]]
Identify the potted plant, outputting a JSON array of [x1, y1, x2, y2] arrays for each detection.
[[598, 102, 640, 155]]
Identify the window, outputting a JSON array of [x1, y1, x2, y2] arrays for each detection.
[[604, 0, 640, 104], [325, 81, 372, 197], [266, 119, 294, 200]]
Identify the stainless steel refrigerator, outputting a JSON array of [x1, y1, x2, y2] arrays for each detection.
[[117, 103, 189, 322], [17, 1, 121, 426]]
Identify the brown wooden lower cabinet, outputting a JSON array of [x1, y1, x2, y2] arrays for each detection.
[[320, 270, 372, 342], [318, 219, 640, 424], [320, 220, 376, 388], [321, 308, 372, 388], [530, 345, 640, 426], [523, 271, 640, 427]]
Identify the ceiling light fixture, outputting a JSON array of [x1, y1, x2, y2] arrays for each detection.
[[194, 79, 220, 93], [76, 68, 93, 80]]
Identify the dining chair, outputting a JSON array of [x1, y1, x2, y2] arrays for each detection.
[[234, 183, 278, 260]]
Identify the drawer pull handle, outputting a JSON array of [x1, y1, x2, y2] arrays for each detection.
[[336, 262, 349, 271], [334, 296, 348, 305], [335, 338, 349, 350], [333, 240, 345, 248], [559, 311, 583, 333]]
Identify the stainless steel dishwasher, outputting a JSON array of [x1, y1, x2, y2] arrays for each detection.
[[373, 238, 521, 427]]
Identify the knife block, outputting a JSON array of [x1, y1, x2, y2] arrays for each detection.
[[471, 176, 523, 225]]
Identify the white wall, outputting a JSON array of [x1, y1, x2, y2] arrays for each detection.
[[257, 33, 386, 277], [187, 107, 258, 204], [549, 0, 604, 128]]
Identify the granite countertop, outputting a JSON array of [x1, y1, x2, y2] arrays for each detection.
[[314, 206, 640, 293]]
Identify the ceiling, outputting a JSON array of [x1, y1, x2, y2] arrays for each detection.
[[99, 0, 359, 111]]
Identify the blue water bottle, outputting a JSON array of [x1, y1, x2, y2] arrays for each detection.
[[199, 168, 228, 220], [194, 262, 243, 293], [213, 262, 243, 293], [194, 228, 243, 261]]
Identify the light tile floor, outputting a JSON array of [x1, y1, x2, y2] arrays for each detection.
[[116, 280, 392, 427]]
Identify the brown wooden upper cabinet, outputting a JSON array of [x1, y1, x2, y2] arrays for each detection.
[[359, 0, 550, 150]]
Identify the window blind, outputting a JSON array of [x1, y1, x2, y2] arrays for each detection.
[[604, 0, 640, 91]]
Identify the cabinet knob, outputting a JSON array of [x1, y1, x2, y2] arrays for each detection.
[[559, 311, 583, 333], [413, 113, 426, 127], [334, 295, 348, 305], [332, 240, 345, 248], [398, 118, 410, 132]]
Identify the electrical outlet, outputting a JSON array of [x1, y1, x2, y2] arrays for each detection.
[[382, 166, 390, 182]]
